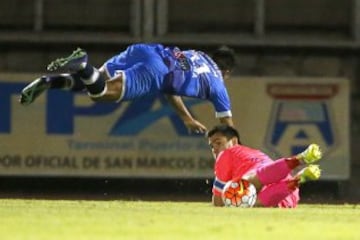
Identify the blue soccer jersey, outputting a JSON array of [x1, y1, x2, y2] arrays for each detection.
[[102, 43, 232, 118]]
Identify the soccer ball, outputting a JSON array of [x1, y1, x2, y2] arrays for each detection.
[[222, 179, 257, 208]]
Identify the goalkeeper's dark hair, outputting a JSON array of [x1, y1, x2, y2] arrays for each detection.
[[206, 124, 241, 144], [211, 46, 236, 72]]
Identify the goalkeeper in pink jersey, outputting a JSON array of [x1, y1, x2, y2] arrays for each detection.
[[207, 124, 322, 208]]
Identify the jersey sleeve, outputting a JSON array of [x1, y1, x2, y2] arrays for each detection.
[[209, 82, 232, 118], [212, 150, 233, 196]]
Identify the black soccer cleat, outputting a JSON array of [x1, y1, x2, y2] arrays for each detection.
[[19, 76, 50, 106]]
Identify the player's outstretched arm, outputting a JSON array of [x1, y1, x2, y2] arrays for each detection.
[[165, 94, 207, 133]]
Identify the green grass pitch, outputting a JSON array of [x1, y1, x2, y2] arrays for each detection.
[[0, 199, 358, 240]]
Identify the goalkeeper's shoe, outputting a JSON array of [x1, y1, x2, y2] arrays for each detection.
[[47, 48, 88, 72], [19, 76, 50, 106], [298, 164, 322, 184], [297, 143, 322, 164]]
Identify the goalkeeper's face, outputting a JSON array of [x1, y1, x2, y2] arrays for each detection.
[[208, 132, 237, 159]]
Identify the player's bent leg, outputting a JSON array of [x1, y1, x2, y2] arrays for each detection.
[[296, 143, 322, 164], [257, 180, 299, 208], [276, 188, 300, 208], [88, 74, 123, 102], [255, 159, 298, 186], [19, 74, 87, 106], [19, 76, 50, 106]]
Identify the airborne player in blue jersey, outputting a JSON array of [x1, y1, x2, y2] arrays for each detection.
[[19, 43, 235, 133]]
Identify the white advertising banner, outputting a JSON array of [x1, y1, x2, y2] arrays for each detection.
[[0, 74, 350, 179]]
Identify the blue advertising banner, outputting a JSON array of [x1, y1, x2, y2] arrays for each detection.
[[0, 74, 350, 179]]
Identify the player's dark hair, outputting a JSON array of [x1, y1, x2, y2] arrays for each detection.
[[206, 124, 241, 144], [211, 46, 236, 72]]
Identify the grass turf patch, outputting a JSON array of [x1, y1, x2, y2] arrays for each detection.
[[0, 199, 358, 240]]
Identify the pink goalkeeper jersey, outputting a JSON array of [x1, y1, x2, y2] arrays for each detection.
[[212, 145, 273, 196]]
